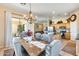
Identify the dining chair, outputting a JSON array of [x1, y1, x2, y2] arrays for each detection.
[[13, 37, 22, 56], [45, 40, 62, 56], [41, 33, 49, 41], [35, 33, 42, 41]]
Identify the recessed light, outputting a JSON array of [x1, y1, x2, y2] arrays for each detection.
[[20, 3, 27, 6], [52, 11, 55, 14], [64, 12, 68, 16]]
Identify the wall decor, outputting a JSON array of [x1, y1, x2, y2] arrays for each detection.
[[70, 14, 77, 22]]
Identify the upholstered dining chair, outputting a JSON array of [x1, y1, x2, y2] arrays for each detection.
[[13, 37, 22, 56], [45, 40, 62, 56], [41, 33, 49, 41], [35, 33, 42, 41]]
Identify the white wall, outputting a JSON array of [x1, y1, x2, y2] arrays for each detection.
[[0, 7, 5, 48], [5, 11, 13, 48], [70, 20, 77, 40], [70, 10, 79, 40]]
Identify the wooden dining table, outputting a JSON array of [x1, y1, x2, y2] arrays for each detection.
[[19, 39, 48, 56]]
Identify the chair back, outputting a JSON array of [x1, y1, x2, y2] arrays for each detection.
[[13, 37, 22, 56], [45, 40, 62, 56], [35, 33, 41, 40]]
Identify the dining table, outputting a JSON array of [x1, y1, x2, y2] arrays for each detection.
[[19, 39, 48, 56]]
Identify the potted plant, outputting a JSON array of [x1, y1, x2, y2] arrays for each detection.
[[17, 24, 24, 35]]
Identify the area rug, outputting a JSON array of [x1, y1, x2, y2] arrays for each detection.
[[61, 41, 76, 56], [3, 49, 15, 56]]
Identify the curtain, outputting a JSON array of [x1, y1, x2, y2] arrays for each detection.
[[5, 11, 13, 48]]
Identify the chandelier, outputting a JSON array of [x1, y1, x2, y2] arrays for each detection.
[[23, 3, 36, 24]]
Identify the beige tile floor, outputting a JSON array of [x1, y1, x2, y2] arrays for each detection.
[[76, 40, 79, 56], [60, 40, 76, 56], [0, 48, 4, 56], [0, 48, 14, 56]]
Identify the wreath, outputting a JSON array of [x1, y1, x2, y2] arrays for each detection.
[[70, 14, 77, 22]]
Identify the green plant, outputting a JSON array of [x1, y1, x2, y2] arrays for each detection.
[[13, 33, 16, 37], [17, 24, 24, 34]]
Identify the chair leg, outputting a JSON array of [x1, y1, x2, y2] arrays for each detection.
[[13, 51, 15, 56], [21, 46, 30, 56], [38, 50, 45, 56]]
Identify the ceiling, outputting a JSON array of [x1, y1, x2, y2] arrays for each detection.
[[0, 3, 79, 18]]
